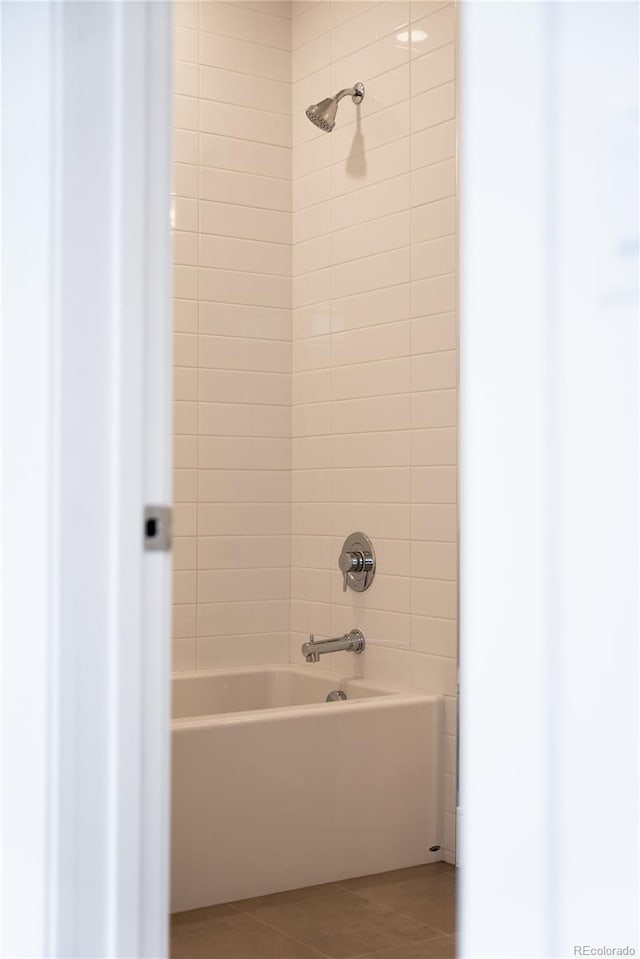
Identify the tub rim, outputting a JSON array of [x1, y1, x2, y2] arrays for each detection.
[[171, 662, 442, 730]]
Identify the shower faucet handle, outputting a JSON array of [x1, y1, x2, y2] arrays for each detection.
[[339, 549, 362, 591], [338, 532, 376, 594]]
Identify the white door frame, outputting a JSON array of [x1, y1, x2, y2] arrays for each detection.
[[458, 2, 638, 955], [2, 2, 638, 958], [1, 3, 172, 956]]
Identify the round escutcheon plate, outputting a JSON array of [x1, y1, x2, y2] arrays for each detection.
[[338, 531, 376, 593]]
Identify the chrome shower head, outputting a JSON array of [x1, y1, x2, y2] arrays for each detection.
[[305, 82, 365, 133], [306, 97, 339, 132]]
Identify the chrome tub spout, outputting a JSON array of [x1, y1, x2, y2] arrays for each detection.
[[301, 629, 366, 663]]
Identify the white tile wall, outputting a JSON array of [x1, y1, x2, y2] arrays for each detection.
[[172, 0, 292, 674], [289, 0, 457, 863], [172, 0, 457, 863]]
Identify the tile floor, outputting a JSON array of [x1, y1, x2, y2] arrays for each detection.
[[171, 862, 456, 958]]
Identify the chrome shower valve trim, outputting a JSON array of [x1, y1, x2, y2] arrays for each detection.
[[338, 531, 376, 593]]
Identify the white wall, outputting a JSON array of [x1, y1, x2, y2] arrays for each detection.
[[171, 1, 293, 672], [289, 0, 458, 863], [170, 0, 459, 862]]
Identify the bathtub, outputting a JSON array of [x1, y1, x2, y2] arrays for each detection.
[[171, 664, 441, 912]]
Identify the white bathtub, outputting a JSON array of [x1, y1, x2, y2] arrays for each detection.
[[171, 664, 441, 912]]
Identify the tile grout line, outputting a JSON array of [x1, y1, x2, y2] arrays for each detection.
[[214, 870, 455, 956], [226, 901, 334, 959], [194, 0, 202, 669], [331, 871, 457, 938], [347, 933, 455, 959], [289, 6, 295, 671]]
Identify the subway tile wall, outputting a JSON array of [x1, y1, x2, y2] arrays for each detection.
[[288, 0, 457, 863], [172, 0, 293, 673], [172, 0, 457, 863]]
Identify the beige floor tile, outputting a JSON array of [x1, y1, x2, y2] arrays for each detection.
[[342, 864, 455, 892], [355, 934, 456, 959], [171, 907, 327, 959], [172, 903, 237, 927], [234, 882, 441, 958], [171, 865, 458, 958], [340, 865, 456, 935]]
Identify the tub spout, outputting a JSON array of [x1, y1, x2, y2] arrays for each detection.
[[303, 636, 321, 663], [301, 629, 366, 663]]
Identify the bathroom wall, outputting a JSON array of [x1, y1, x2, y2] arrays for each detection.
[[171, 0, 292, 671], [171, 0, 457, 863], [288, 0, 457, 862]]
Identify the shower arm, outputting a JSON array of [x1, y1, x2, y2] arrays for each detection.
[[334, 83, 365, 105]]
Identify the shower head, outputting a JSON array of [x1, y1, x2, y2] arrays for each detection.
[[305, 82, 365, 133]]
